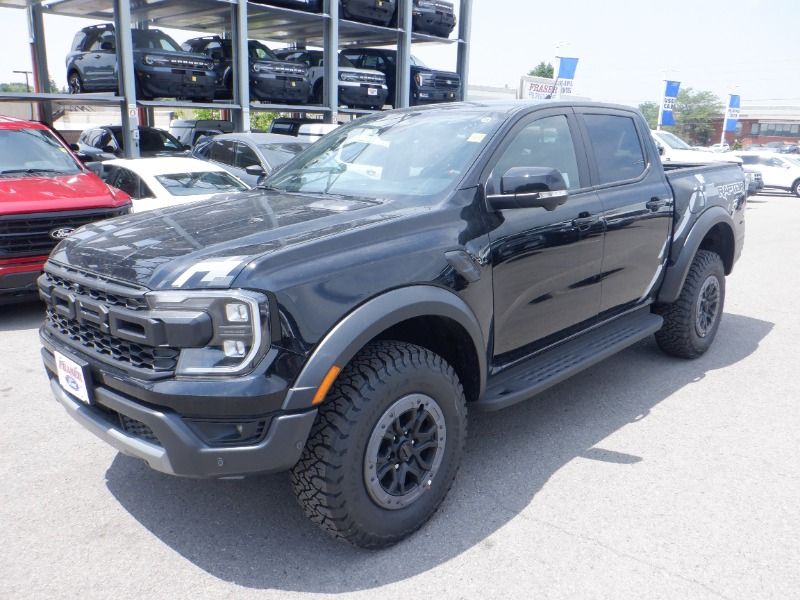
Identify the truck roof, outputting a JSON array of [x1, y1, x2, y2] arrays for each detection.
[[386, 100, 638, 117], [0, 116, 49, 130]]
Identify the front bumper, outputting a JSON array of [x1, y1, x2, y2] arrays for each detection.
[[252, 74, 310, 103], [42, 343, 317, 478], [137, 66, 216, 100], [413, 86, 460, 104], [339, 82, 388, 108], [413, 8, 456, 37], [343, 0, 395, 25], [0, 256, 46, 301]]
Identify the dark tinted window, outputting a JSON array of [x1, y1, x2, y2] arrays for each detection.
[[113, 168, 142, 198], [210, 140, 236, 166], [71, 31, 87, 52], [493, 114, 582, 190], [740, 155, 759, 165], [235, 143, 261, 168], [89, 31, 115, 52], [132, 29, 181, 52], [583, 114, 646, 184]]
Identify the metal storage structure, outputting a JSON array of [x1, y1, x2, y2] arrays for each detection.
[[0, 0, 472, 158]]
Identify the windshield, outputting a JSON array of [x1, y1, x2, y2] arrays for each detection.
[[250, 42, 279, 62], [265, 109, 503, 198], [257, 143, 309, 170], [132, 29, 182, 52], [155, 171, 248, 196], [654, 131, 692, 150], [0, 128, 82, 175], [112, 128, 183, 153], [410, 55, 427, 68]]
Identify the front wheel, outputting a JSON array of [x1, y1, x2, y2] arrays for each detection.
[[654, 250, 726, 358], [290, 340, 467, 548], [68, 71, 83, 94]]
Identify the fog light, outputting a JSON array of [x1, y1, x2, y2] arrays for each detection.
[[224, 340, 246, 358], [226, 303, 249, 322]]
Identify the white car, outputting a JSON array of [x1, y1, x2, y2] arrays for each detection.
[[651, 130, 742, 165], [736, 152, 800, 197], [97, 157, 250, 212]]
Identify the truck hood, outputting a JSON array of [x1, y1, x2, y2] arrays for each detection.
[[50, 190, 391, 290], [0, 172, 122, 215]]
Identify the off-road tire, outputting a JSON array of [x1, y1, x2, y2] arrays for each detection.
[[655, 250, 725, 358], [290, 340, 467, 549]]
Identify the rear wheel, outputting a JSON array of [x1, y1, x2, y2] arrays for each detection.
[[290, 340, 467, 548], [655, 250, 725, 358], [792, 179, 800, 198]]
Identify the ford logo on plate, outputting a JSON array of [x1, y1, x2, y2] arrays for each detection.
[[49, 227, 75, 240]]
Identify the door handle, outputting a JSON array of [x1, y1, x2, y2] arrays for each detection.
[[572, 213, 598, 231], [646, 197, 666, 211]]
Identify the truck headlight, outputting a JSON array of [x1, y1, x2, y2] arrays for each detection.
[[147, 290, 269, 376]]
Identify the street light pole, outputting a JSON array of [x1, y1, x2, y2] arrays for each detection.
[[13, 70, 32, 93]]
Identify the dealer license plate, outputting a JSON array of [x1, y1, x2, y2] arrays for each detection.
[[368, 88, 378, 96], [192, 75, 197, 82], [55, 351, 91, 405]]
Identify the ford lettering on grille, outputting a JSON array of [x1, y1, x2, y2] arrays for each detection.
[[49, 227, 75, 240]]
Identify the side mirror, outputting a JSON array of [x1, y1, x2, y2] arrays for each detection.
[[69, 143, 80, 152], [487, 167, 569, 211], [245, 164, 266, 177], [100, 41, 115, 52], [657, 143, 665, 156]]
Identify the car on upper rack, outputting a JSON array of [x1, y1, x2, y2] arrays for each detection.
[[96, 157, 249, 212], [251, 0, 322, 12], [38, 100, 746, 549], [0, 117, 130, 303], [182, 36, 309, 104], [408, 0, 457, 37], [66, 24, 216, 101], [192, 132, 311, 187], [342, 48, 461, 107], [341, 0, 397, 26], [273, 48, 388, 109], [736, 151, 800, 196], [76, 125, 190, 161]]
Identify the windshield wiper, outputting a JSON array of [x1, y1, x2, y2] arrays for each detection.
[[0, 168, 68, 176]]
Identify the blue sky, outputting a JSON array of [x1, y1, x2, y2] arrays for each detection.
[[0, 0, 797, 107]]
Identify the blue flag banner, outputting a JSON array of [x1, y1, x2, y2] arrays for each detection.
[[557, 57, 579, 81], [725, 95, 741, 133], [660, 80, 681, 127]]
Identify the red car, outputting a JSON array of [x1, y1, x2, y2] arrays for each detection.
[[0, 116, 131, 303]]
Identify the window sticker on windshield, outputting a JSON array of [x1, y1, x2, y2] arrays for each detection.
[[467, 133, 487, 143]]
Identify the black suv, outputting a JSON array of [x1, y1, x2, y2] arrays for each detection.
[[342, 48, 461, 107], [251, 0, 322, 11], [76, 126, 189, 159], [66, 25, 216, 101], [341, 0, 396, 26], [182, 36, 309, 103], [411, 0, 456, 37]]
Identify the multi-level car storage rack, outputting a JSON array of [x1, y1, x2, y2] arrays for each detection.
[[0, 0, 472, 158]]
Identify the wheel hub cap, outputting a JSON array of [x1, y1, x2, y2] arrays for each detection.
[[695, 275, 721, 338], [364, 394, 446, 510]]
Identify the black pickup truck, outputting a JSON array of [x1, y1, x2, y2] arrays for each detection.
[[39, 101, 745, 549]]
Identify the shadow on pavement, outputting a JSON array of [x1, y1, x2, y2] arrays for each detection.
[[0, 300, 45, 332], [105, 312, 773, 593]]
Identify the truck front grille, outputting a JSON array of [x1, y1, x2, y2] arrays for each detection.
[[432, 74, 461, 90], [0, 207, 129, 259], [40, 265, 180, 376]]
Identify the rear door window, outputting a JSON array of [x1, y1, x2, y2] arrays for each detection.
[[113, 168, 143, 199], [210, 140, 236, 166], [582, 114, 647, 185], [235, 143, 261, 169]]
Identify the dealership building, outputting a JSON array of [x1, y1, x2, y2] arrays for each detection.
[[713, 100, 800, 146]]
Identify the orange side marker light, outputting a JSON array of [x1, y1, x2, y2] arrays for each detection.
[[312, 366, 341, 406]]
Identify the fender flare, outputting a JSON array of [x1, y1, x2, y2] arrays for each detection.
[[657, 206, 734, 304], [282, 286, 487, 410]]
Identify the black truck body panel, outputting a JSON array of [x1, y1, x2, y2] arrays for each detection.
[[39, 100, 746, 478]]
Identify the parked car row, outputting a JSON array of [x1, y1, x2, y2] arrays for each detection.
[[66, 20, 462, 108], [256, 0, 457, 37], [736, 151, 800, 197]]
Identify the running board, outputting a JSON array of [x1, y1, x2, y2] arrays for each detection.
[[477, 309, 663, 412]]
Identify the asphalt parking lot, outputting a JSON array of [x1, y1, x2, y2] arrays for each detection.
[[2, 192, 799, 600]]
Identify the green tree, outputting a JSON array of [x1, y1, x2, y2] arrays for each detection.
[[250, 111, 276, 132], [672, 88, 724, 146], [638, 101, 659, 129], [528, 62, 554, 78], [0, 82, 29, 93]]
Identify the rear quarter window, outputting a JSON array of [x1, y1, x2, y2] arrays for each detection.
[[583, 114, 647, 185]]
